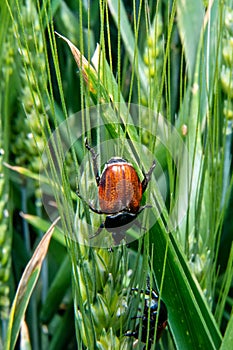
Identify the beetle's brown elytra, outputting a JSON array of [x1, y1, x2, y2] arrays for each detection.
[[77, 139, 156, 243], [98, 158, 142, 214]]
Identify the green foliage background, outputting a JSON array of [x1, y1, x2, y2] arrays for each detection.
[[0, 0, 233, 349]]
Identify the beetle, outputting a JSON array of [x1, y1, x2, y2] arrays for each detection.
[[125, 288, 168, 347], [78, 139, 156, 243]]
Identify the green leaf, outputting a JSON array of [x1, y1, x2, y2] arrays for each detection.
[[220, 311, 233, 350], [177, 0, 205, 80], [177, 0, 223, 252], [48, 303, 75, 350], [4, 163, 42, 182], [108, 0, 148, 93], [5, 217, 60, 350], [151, 223, 222, 350], [40, 255, 71, 323]]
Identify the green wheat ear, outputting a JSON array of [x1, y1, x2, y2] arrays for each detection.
[[71, 229, 133, 349], [10, 2, 47, 176], [0, 23, 15, 334], [142, 11, 164, 105], [0, 141, 11, 326], [140, 10, 164, 146]]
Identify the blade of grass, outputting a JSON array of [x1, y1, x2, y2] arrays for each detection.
[[219, 310, 233, 350], [22, 214, 66, 247], [215, 243, 233, 325], [48, 303, 75, 350], [176, 0, 205, 80], [4, 217, 60, 350], [151, 222, 222, 350], [177, 0, 223, 256], [108, 0, 148, 94], [40, 255, 71, 324]]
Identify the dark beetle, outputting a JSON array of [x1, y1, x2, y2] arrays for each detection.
[[125, 288, 168, 347]]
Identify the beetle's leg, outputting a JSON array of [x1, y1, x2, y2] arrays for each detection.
[[85, 138, 100, 185], [131, 287, 158, 300], [131, 315, 144, 320], [129, 205, 152, 232], [124, 330, 138, 337], [87, 205, 104, 214], [77, 189, 105, 238], [141, 160, 156, 193], [76, 190, 104, 214], [131, 287, 150, 296], [137, 204, 152, 213], [112, 231, 126, 245]]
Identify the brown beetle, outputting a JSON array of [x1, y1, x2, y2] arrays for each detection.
[[78, 139, 156, 243]]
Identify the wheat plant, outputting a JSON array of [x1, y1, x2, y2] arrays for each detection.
[[1, 1, 233, 350]]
